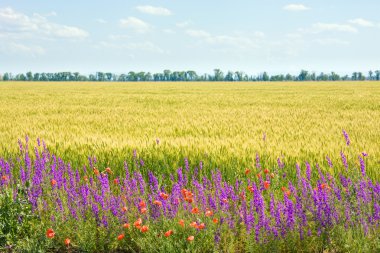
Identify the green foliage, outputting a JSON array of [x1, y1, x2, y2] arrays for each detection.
[[0, 185, 39, 251]]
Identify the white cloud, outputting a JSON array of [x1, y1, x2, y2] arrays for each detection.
[[163, 29, 175, 34], [348, 18, 374, 27], [176, 21, 192, 28], [283, 4, 310, 11], [186, 29, 210, 38], [186, 29, 261, 50], [0, 42, 45, 56], [0, 7, 88, 39], [97, 41, 164, 54], [310, 23, 357, 33], [96, 18, 107, 24], [120, 17, 150, 33], [316, 38, 350, 46], [136, 5, 171, 16]]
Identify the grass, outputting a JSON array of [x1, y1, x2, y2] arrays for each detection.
[[0, 81, 380, 179]]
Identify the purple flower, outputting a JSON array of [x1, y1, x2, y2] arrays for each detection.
[[342, 129, 351, 146]]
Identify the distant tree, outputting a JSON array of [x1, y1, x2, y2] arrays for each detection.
[[368, 70, 373, 80], [186, 71, 197, 81], [33, 73, 40, 81], [235, 71, 243, 81], [298, 70, 308, 81], [262, 72, 269, 81], [352, 72, 358, 81], [26, 71, 33, 81], [213, 69, 224, 81], [3, 73, 10, 81], [375, 70, 380, 81]]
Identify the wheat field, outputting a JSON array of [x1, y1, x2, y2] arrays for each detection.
[[0, 81, 379, 178]]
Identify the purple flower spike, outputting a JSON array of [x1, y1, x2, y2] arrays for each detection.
[[342, 129, 351, 146]]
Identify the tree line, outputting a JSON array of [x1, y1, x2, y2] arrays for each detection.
[[1, 69, 380, 82]]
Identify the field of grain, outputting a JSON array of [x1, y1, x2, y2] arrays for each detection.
[[0, 81, 379, 178], [1, 81, 380, 252]]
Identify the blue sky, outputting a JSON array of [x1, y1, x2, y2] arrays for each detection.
[[1, 0, 379, 75]]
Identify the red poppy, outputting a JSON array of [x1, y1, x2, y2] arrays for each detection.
[[134, 218, 142, 228], [247, 185, 254, 193], [140, 225, 149, 233], [139, 200, 146, 208], [140, 207, 147, 214], [64, 238, 70, 246], [123, 223, 130, 229], [93, 168, 100, 175], [190, 222, 197, 228], [51, 179, 57, 186], [105, 167, 112, 174], [122, 206, 128, 212], [117, 234, 125, 240], [178, 219, 185, 227], [46, 228, 55, 239], [245, 168, 251, 175], [212, 218, 218, 224], [164, 230, 173, 237], [281, 186, 287, 192], [257, 173, 262, 179], [198, 223, 205, 230], [187, 236, 194, 241], [222, 198, 228, 204], [205, 210, 213, 217], [191, 207, 199, 214], [159, 192, 169, 200], [83, 175, 88, 181], [153, 200, 162, 206], [114, 178, 119, 185], [264, 168, 269, 174], [264, 181, 270, 190], [285, 190, 291, 197], [1, 175, 7, 181]]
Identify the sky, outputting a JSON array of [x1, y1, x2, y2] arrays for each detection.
[[0, 0, 379, 75]]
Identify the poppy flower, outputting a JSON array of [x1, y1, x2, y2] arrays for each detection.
[[105, 167, 112, 174], [114, 178, 119, 185], [198, 223, 205, 230], [239, 192, 246, 200], [117, 234, 125, 240], [153, 200, 162, 206], [159, 192, 169, 200], [213, 218, 218, 224], [51, 179, 57, 187], [178, 219, 185, 227], [187, 236, 194, 241], [281, 186, 287, 192], [83, 175, 88, 181], [205, 210, 213, 217], [140, 225, 149, 233], [264, 181, 270, 190], [264, 168, 269, 174], [64, 238, 70, 246], [140, 207, 147, 214], [181, 188, 188, 197], [134, 218, 142, 228], [46, 228, 55, 239], [139, 201, 146, 208], [122, 206, 128, 212], [185, 197, 193, 203], [285, 190, 291, 197], [164, 230, 173, 237], [93, 168, 100, 175], [247, 185, 254, 193], [245, 168, 250, 175], [222, 198, 228, 204], [191, 207, 199, 214], [190, 222, 198, 228], [257, 173, 262, 179], [123, 223, 130, 229], [1, 175, 7, 181]]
